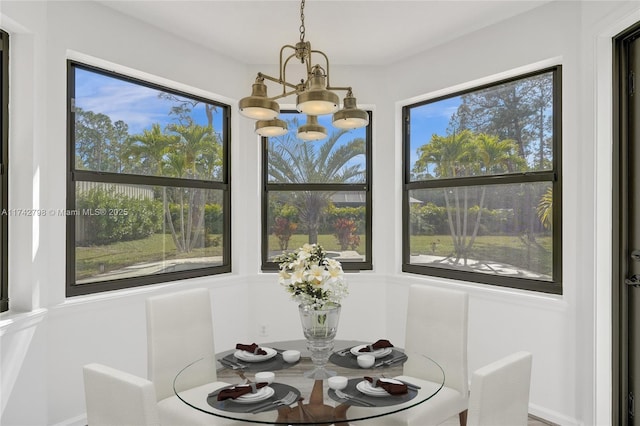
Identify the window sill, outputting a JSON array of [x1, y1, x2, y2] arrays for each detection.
[[0, 308, 47, 336]]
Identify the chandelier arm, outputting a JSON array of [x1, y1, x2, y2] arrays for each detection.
[[281, 53, 304, 94], [305, 43, 312, 77], [259, 72, 298, 91], [279, 44, 298, 81], [325, 86, 353, 93], [269, 89, 301, 101]]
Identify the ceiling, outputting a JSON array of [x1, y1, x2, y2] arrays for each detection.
[[95, 0, 553, 66]]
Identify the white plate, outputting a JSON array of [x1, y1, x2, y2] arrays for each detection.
[[233, 386, 275, 404], [350, 345, 393, 359], [234, 347, 277, 362], [356, 379, 403, 397]]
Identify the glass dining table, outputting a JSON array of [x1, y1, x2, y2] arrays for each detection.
[[173, 340, 444, 425]]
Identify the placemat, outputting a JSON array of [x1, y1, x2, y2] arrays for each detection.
[[220, 351, 299, 372], [329, 348, 407, 369], [207, 382, 301, 413], [327, 378, 418, 407]]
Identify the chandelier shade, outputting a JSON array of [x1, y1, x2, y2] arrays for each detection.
[[238, 0, 368, 140], [296, 67, 340, 115], [332, 93, 369, 129], [255, 118, 288, 137], [296, 90, 340, 115], [297, 115, 327, 141], [239, 80, 280, 120]]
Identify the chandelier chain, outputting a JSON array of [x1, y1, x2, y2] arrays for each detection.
[[299, 0, 306, 42]]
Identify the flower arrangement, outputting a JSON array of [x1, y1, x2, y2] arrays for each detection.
[[275, 243, 348, 310]]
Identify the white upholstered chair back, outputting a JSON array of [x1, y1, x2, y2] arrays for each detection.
[[403, 284, 469, 397], [83, 363, 160, 426], [146, 288, 217, 401], [467, 351, 533, 426]]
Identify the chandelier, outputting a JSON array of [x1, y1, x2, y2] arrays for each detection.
[[238, 0, 369, 141]]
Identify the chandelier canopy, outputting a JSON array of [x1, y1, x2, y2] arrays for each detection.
[[238, 0, 369, 141]]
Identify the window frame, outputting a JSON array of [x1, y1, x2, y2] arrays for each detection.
[[66, 61, 231, 297], [261, 110, 373, 271], [402, 66, 562, 294], [0, 30, 8, 312]]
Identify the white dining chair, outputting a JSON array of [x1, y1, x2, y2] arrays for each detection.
[[467, 351, 533, 426], [350, 284, 469, 426], [146, 287, 238, 425], [83, 363, 160, 426]]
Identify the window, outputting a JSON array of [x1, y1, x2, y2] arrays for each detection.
[[403, 67, 562, 294], [262, 111, 372, 270], [0, 30, 8, 311], [67, 62, 230, 296]]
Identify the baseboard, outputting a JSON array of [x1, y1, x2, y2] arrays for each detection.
[[529, 403, 582, 426], [51, 413, 86, 426]]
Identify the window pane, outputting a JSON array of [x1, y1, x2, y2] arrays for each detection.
[[267, 113, 366, 184], [266, 191, 367, 263], [74, 67, 225, 181], [408, 182, 553, 280], [75, 182, 225, 284], [409, 71, 554, 181]]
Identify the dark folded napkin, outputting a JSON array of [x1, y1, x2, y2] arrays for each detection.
[[364, 376, 408, 395], [216, 382, 268, 401], [235, 342, 267, 355], [358, 339, 394, 352]]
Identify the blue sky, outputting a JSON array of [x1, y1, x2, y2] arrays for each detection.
[[75, 68, 224, 136], [408, 96, 461, 168], [75, 66, 459, 176]]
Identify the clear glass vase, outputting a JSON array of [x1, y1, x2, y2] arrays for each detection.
[[298, 303, 341, 379]]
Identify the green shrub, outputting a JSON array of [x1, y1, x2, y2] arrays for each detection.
[[325, 205, 365, 234], [410, 203, 448, 235], [76, 187, 163, 245]]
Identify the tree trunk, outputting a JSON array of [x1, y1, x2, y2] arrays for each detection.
[[189, 189, 206, 251], [466, 187, 486, 256], [164, 190, 183, 252]]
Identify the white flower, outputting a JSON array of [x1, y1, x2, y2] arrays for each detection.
[[326, 259, 341, 269], [278, 270, 291, 286], [308, 264, 326, 284], [291, 267, 305, 284], [326, 265, 343, 282], [275, 244, 348, 309]]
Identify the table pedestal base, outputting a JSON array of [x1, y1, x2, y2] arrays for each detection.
[[275, 380, 350, 425]]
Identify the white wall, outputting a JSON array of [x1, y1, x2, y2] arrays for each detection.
[[381, 2, 583, 424], [0, 2, 255, 425], [1, 1, 638, 425]]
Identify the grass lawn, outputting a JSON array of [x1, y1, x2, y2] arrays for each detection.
[[76, 233, 223, 280], [268, 234, 367, 254], [76, 232, 550, 280]]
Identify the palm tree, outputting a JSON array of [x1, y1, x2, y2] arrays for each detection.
[[537, 186, 553, 230], [167, 123, 215, 179], [128, 123, 177, 176], [268, 119, 365, 244], [414, 131, 522, 264], [165, 123, 216, 251], [130, 123, 219, 253]]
